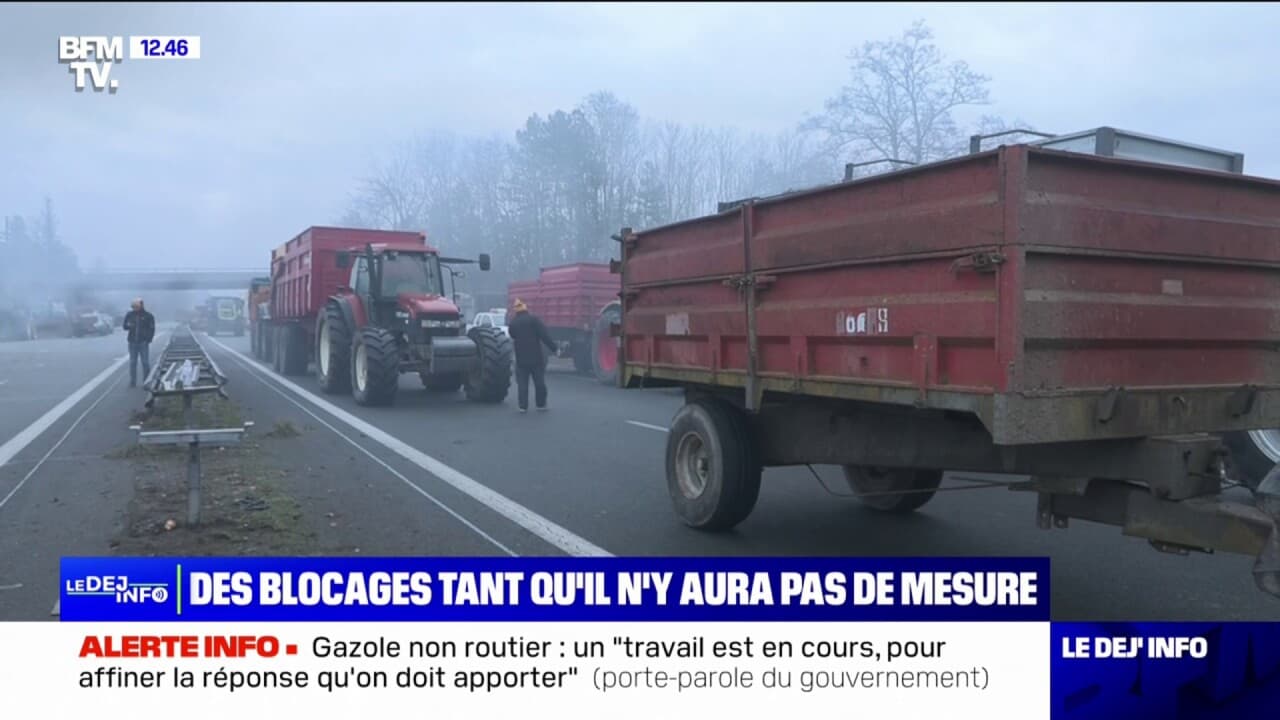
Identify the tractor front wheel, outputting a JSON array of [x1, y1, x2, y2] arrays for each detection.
[[464, 326, 513, 403]]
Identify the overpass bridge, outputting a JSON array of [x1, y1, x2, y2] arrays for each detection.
[[81, 268, 266, 291]]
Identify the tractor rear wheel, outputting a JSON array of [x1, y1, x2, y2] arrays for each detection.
[[592, 304, 621, 385], [316, 303, 351, 394], [464, 326, 513, 403], [351, 327, 399, 406]]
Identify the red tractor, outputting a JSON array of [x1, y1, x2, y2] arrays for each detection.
[[256, 227, 512, 406]]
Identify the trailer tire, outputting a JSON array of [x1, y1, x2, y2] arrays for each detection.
[[351, 327, 399, 406], [842, 466, 942, 513], [592, 304, 621, 385], [260, 324, 275, 365], [271, 326, 285, 373], [421, 373, 463, 393], [277, 324, 308, 376], [316, 304, 352, 394], [1223, 431, 1277, 491], [666, 399, 761, 531], [464, 326, 512, 403], [250, 324, 260, 358], [572, 340, 593, 374]]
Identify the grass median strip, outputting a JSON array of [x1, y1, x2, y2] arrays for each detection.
[[105, 393, 313, 556]]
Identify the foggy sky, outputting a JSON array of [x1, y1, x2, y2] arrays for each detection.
[[2, 2, 1278, 271]]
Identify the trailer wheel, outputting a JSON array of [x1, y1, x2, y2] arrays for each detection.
[[271, 326, 285, 373], [250, 324, 260, 358], [592, 304, 621, 385], [278, 324, 308, 376], [666, 399, 761, 531], [842, 466, 942, 513], [350, 327, 399, 406], [464, 326, 513, 403], [572, 340, 592, 374], [421, 373, 463, 393], [1223, 431, 1278, 491], [316, 304, 351, 394], [260, 324, 275, 365]]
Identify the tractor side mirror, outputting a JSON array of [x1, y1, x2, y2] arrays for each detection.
[[478, 253, 491, 272], [336, 251, 351, 269]]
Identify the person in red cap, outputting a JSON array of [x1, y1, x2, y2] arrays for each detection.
[[507, 299, 557, 412]]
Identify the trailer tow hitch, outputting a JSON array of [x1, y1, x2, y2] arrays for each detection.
[[1253, 467, 1280, 597]]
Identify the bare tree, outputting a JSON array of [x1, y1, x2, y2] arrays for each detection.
[[805, 20, 990, 166], [353, 141, 427, 230]]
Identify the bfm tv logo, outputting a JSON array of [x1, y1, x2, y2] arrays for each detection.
[[66, 575, 170, 604], [58, 36, 123, 93]]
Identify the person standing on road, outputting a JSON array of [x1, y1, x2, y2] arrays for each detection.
[[123, 298, 156, 388], [507, 299, 557, 413]]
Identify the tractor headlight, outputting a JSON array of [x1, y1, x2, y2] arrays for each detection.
[[422, 319, 462, 329]]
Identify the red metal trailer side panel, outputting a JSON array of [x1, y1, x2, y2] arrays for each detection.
[[508, 263, 619, 331], [270, 227, 428, 323], [620, 146, 1280, 445]]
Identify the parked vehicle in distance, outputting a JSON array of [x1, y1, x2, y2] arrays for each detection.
[[71, 310, 113, 337], [508, 263, 620, 383], [252, 226, 512, 407], [471, 310, 508, 336], [614, 130, 1280, 599], [202, 296, 246, 336], [247, 276, 272, 359]]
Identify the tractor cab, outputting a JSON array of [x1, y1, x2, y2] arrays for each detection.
[[336, 243, 490, 338], [324, 242, 508, 406]]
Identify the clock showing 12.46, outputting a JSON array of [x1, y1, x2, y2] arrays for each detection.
[[130, 36, 202, 60]]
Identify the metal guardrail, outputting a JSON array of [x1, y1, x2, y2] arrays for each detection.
[[130, 327, 253, 526]]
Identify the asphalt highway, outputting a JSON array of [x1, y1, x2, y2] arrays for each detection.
[[1, 329, 1276, 621]]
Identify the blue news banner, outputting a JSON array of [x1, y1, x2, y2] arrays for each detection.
[[59, 556, 1280, 718]]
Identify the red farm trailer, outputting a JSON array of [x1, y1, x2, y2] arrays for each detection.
[[613, 135, 1280, 599], [253, 226, 511, 406], [508, 262, 621, 383]]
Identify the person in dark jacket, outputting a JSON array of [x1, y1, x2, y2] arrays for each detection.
[[506, 299, 558, 412], [122, 298, 156, 387]]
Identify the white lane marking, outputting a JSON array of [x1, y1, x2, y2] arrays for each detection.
[[223, 350, 517, 557], [0, 583, 22, 591], [0, 374, 125, 511], [627, 420, 669, 433], [206, 337, 613, 558], [0, 380, 8, 387], [51, 599, 59, 616], [0, 355, 127, 471]]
